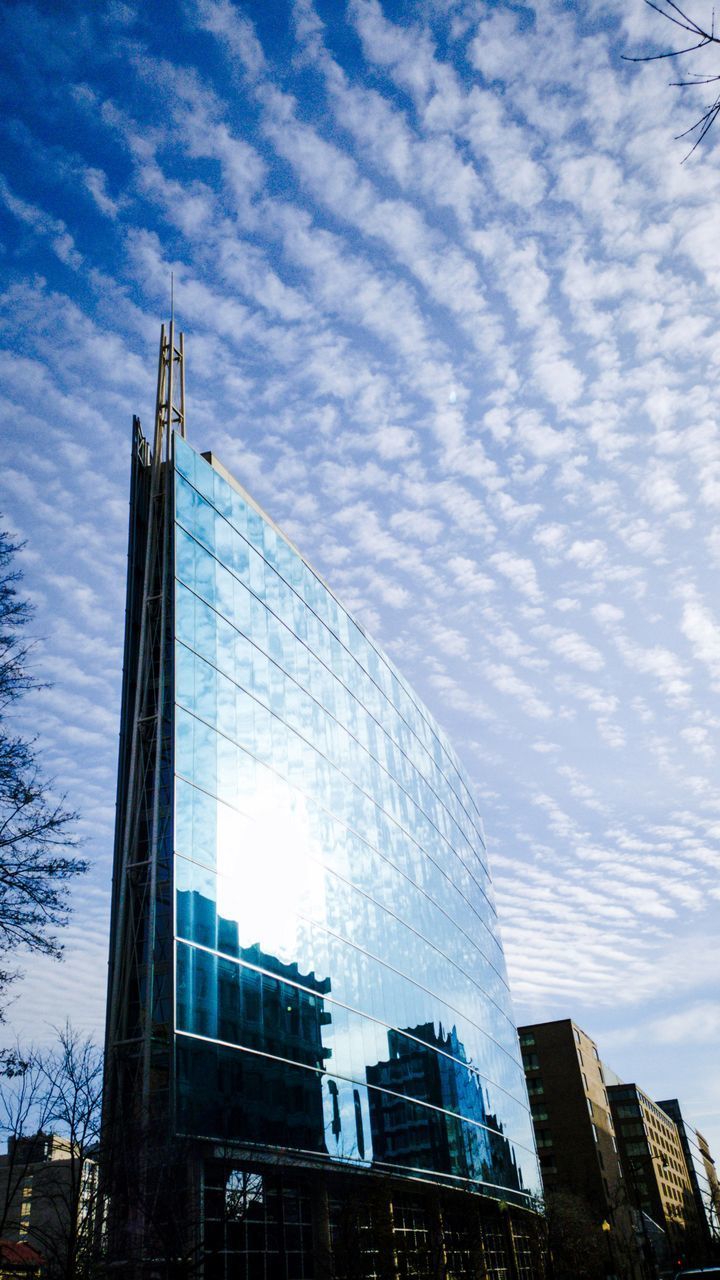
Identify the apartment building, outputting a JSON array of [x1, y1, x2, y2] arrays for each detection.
[[608, 1083, 699, 1255]]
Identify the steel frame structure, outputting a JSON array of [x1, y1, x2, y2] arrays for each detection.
[[103, 324, 185, 1270]]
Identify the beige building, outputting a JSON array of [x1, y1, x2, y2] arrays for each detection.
[[0, 1132, 98, 1276], [608, 1083, 700, 1256], [658, 1098, 720, 1253]]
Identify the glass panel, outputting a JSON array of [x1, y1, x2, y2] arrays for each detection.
[[176, 1034, 538, 1206], [172, 444, 540, 1208]]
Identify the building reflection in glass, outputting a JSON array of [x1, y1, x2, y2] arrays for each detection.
[[175, 887, 524, 1201], [176, 888, 331, 1153], [366, 1023, 522, 1193]]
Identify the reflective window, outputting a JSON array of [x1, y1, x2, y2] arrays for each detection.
[[172, 436, 541, 1206]]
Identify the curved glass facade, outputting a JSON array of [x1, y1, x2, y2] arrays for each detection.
[[172, 435, 540, 1209]]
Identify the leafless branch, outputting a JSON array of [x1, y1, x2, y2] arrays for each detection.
[[0, 528, 86, 1013], [624, 1, 720, 155]]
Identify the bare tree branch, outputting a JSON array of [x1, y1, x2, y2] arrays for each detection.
[[624, 1, 720, 155], [0, 1027, 104, 1279], [0, 528, 87, 1018]]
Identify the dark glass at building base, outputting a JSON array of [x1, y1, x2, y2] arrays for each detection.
[[200, 1163, 544, 1280]]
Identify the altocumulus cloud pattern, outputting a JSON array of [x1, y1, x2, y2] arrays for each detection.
[[1, 0, 719, 1152]]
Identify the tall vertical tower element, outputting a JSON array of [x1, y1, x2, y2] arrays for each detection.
[[103, 333, 542, 1277]]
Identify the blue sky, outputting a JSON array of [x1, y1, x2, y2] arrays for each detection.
[[2, 0, 720, 1155]]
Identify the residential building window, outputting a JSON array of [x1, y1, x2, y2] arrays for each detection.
[[615, 1103, 640, 1118], [19, 1181, 32, 1239], [621, 1122, 645, 1138]]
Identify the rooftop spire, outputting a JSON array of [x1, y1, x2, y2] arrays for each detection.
[[153, 319, 185, 464]]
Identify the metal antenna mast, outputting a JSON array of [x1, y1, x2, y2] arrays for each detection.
[[153, 317, 186, 464]]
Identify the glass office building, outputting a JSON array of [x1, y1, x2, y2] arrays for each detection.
[[105, 379, 541, 1277]]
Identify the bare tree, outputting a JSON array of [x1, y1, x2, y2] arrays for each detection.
[[99, 1109, 207, 1279], [542, 1189, 606, 1280], [38, 1026, 104, 1280], [625, 2, 720, 156], [0, 1049, 56, 1240], [0, 528, 87, 1030], [0, 1027, 103, 1280]]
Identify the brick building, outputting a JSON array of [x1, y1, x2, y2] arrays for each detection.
[[518, 1020, 624, 1218]]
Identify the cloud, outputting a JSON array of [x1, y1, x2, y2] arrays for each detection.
[[483, 664, 552, 719], [488, 551, 541, 601], [680, 591, 720, 687], [446, 555, 495, 594], [608, 1000, 720, 1048], [592, 603, 624, 628], [536, 626, 605, 673], [640, 462, 687, 515], [615, 635, 691, 704], [0, 176, 83, 268], [514, 413, 575, 460], [566, 539, 607, 570]]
